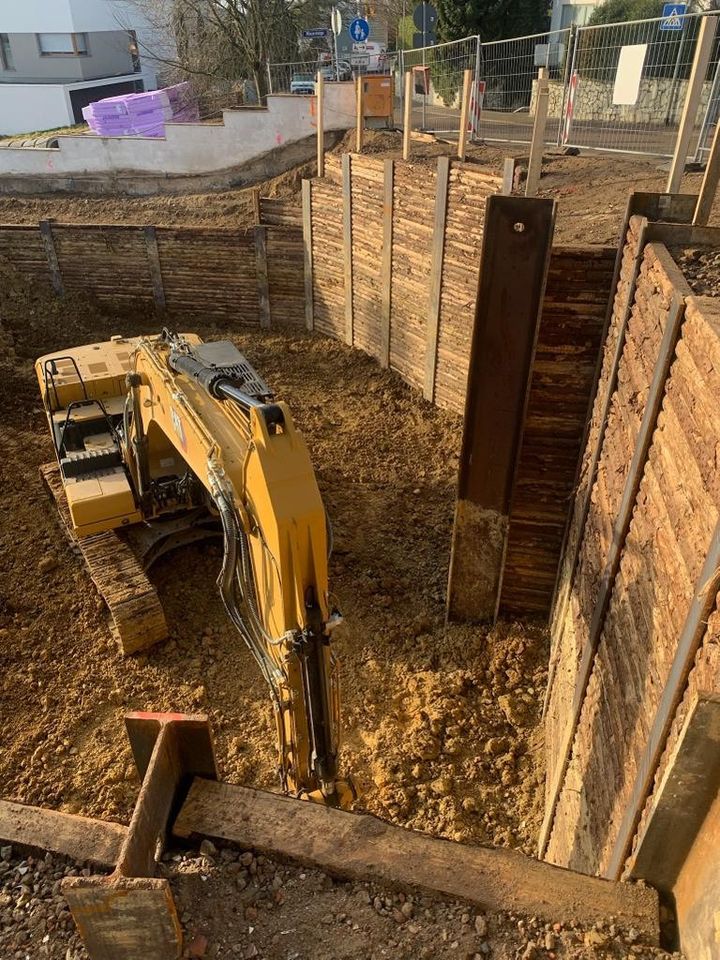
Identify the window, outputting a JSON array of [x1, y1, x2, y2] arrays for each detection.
[[0, 34, 14, 71], [37, 33, 89, 56], [560, 3, 596, 28]]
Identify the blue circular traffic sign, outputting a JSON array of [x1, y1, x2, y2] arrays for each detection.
[[349, 17, 370, 42]]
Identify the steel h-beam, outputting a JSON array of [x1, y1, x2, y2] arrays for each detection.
[[446, 195, 555, 624], [62, 712, 217, 960]]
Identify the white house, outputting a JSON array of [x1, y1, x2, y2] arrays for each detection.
[[0, 0, 172, 136], [549, 0, 606, 33]]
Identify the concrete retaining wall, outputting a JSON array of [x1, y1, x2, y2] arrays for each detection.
[[0, 84, 355, 188]]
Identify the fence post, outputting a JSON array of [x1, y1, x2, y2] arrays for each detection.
[[472, 36, 483, 142], [525, 68, 550, 197], [356, 76, 364, 153], [557, 23, 578, 147], [403, 71, 413, 161], [301, 179, 314, 332], [457, 69, 472, 161], [143, 226, 166, 309], [502, 157, 515, 195], [424, 157, 451, 401], [316, 71, 325, 178], [254, 225, 271, 329], [694, 116, 720, 224], [342, 153, 353, 345], [446, 196, 556, 624], [251, 188, 261, 224], [667, 14, 718, 194], [39, 220, 64, 297], [380, 159, 394, 369]]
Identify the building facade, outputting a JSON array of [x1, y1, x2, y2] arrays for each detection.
[[549, 0, 605, 33], [0, 0, 170, 135]]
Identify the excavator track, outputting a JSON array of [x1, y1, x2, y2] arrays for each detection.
[[40, 462, 168, 655]]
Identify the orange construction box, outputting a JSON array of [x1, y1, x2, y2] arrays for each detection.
[[362, 74, 394, 123]]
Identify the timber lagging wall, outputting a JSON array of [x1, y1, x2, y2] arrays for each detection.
[[542, 209, 720, 912], [305, 153, 615, 617], [0, 218, 304, 326]]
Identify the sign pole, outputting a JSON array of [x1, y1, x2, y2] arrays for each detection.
[[403, 71, 413, 160], [316, 71, 325, 178], [356, 76, 364, 152]]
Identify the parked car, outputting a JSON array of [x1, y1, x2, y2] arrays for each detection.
[[290, 73, 316, 95], [319, 60, 352, 82]]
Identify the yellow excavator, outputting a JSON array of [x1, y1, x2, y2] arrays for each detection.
[[35, 330, 353, 807]]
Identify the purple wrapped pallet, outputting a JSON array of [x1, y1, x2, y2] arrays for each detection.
[[82, 82, 199, 137]]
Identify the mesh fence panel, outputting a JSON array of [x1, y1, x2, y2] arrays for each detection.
[[565, 12, 720, 156], [476, 29, 571, 146], [400, 37, 480, 136]]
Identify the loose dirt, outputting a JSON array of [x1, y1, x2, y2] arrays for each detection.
[[0, 128, 710, 244], [672, 245, 720, 296], [0, 264, 547, 851]]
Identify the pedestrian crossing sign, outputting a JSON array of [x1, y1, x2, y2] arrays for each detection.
[[660, 3, 686, 30]]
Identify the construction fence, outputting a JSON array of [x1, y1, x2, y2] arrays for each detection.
[[269, 10, 720, 159]]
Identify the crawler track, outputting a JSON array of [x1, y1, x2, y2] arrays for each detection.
[[40, 461, 168, 654]]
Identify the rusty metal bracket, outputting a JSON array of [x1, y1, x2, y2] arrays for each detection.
[[62, 712, 217, 960]]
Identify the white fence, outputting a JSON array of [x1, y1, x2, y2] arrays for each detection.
[[266, 10, 720, 159]]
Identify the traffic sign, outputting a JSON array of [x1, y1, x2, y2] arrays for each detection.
[[413, 2, 438, 31], [303, 28, 329, 38], [660, 3, 686, 30], [349, 17, 370, 42], [331, 8, 342, 36]]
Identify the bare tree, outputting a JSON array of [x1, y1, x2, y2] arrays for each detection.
[[121, 0, 333, 99]]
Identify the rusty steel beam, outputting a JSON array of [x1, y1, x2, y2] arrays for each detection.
[[63, 712, 217, 960], [446, 195, 556, 624]]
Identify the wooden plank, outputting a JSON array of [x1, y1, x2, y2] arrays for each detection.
[[174, 778, 660, 937], [667, 15, 718, 193], [380, 159, 394, 368], [423, 156, 450, 402], [630, 692, 720, 891], [540, 289, 687, 861], [39, 219, 64, 296], [143, 225, 166, 309], [317, 72, 325, 178], [446, 196, 556, 623], [502, 158, 515, 196], [254, 225, 271, 329], [694, 118, 720, 225], [302, 179, 314, 331], [252, 188, 261, 225], [525, 71, 549, 198], [457, 69, 472, 162], [342, 152, 354, 346], [403, 72, 412, 161], [356, 76, 364, 153], [672, 757, 720, 960], [0, 799, 126, 868], [604, 519, 720, 879]]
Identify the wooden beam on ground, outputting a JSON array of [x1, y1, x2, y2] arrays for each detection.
[[457, 69, 472, 162], [174, 778, 659, 937], [342, 153, 354, 346], [629, 692, 720, 892], [39, 219, 64, 296], [356, 76, 364, 153], [446, 196, 555, 623], [604, 519, 720, 880], [525, 70, 549, 198], [423, 156, 450, 402], [0, 799, 126, 868], [380, 159, 394, 368], [254, 225, 271, 329], [403, 71, 412, 161], [301, 179, 314, 331], [694, 118, 720, 225], [316, 72, 325, 178], [143, 226, 166, 310], [667, 14, 718, 194]]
